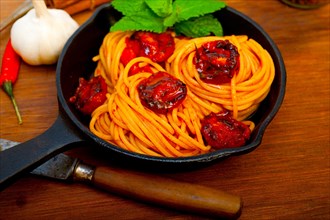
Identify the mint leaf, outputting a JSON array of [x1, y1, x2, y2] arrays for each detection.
[[110, 9, 165, 33], [110, 0, 226, 37], [175, 14, 223, 38], [112, 0, 148, 16], [145, 0, 173, 17], [164, 0, 225, 28], [173, 0, 226, 21], [163, 3, 178, 27]]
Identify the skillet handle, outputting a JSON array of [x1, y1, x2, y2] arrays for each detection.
[[0, 113, 85, 190], [92, 166, 242, 219]]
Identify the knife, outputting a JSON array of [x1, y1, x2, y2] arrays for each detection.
[[0, 0, 33, 32], [0, 139, 242, 219]]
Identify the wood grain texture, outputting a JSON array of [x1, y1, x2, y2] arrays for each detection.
[[0, 0, 329, 219]]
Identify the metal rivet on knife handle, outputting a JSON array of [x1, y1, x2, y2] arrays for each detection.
[[73, 162, 95, 182], [0, 138, 242, 219]]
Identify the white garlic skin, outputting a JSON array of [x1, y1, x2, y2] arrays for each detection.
[[10, 8, 79, 65]]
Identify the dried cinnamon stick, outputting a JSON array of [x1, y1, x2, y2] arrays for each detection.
[[45, 0, 79, 9], [0, 0, 111, 32], [63, 0, 110, 15], [46, 0, 110, 14]]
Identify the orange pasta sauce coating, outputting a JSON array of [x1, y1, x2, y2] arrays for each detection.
[[88, 31, 274, 157]]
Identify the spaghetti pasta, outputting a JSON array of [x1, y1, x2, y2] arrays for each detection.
[[167, 35, 275, 121], [89, 31, 275, 157]]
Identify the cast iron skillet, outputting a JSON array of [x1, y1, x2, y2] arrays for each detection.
[[0, 4, 286, 188]]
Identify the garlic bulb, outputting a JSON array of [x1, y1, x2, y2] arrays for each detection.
[[10, 0, 79, 65]]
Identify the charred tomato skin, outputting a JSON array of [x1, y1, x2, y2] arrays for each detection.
[[194, 40, 240, 85], [138, 71, 187, 114], [133, 31, 175, 63], [120, 31, 175, 76], [201, 111, 251, 149], [69, 75, 107, 115]]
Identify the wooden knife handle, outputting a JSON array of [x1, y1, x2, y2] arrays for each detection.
[[92, 166, 242, 219]]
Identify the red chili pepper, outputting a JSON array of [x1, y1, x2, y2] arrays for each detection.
[[0, 39, 22, 124]]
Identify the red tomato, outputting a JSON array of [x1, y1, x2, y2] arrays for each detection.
[[138, 71, 187, 114], [133, 31, 175, 63], [194, 40, 240, 85], [69, 76, 107, 115], [120, 48, 136, 66], [120, 38, 140, 66], [120, 31, 175, 76], [201, 111, 251, 149]]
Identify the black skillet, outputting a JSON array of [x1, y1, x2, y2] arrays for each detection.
[[0, 4, 286, 188]]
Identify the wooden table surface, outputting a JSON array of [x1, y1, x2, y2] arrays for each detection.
[[0, 0, 329, 219]]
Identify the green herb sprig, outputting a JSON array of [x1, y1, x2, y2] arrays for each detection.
[[110, 0, 226, 37]]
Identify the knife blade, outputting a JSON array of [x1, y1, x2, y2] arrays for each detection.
[[0, 139, 80, 180], [0, 138, 242, 219], [0, 0, 33, 32]]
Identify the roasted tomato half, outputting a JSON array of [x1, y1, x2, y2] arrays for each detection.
[[133, 31, 175, 63], [120, 31, 175, 76], [69, 76, 107, 115], [201, 111, 251, 149], [138, 71, 187, 114], [194, 40, 240, 85]]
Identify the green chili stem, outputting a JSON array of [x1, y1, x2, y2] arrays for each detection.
[[2, 81, 23, 124]]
